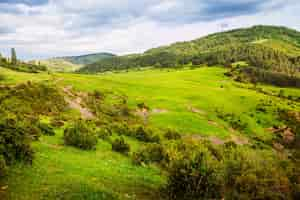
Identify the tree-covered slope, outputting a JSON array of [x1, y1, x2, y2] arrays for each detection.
[[39, 52, 116, 72], [78, 25, 300, 76], [63, 52, 116, 65]]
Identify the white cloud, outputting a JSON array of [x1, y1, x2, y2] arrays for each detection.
[[0, 0, 299, 59]]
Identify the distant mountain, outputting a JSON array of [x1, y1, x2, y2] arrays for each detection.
[[79, 25, 300, 77], [39, 52, 116, 72], [61, 52, 116, 65]]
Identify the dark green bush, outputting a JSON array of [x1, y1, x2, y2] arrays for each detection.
[[111, 137, 130, 154], [0, 118, 34, 165], [135, 126, 160, 143], [50, 118, 65, 127], [63, 120, 98, 150], [165, 149, 223, 200], [0, 155, 7, 177], [96, 127, 112, 140], [224, 147, 293, 200], [38, 123, 55, 136], [132, 143, 167, 165], [112, 122, 132, 136], [163, 129, 181, 140]]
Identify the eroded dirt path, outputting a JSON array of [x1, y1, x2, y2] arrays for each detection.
[[62, 86, 95, 119]]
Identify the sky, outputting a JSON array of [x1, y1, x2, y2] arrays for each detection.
[[0, 0, 299, 60]]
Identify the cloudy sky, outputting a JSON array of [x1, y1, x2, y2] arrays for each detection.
[[0, 0, 299, 60]]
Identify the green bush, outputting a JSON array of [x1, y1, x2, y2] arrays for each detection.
[[96, 127, 112, 140], [0, 155, 7, 177], [132, 143, 167, 165], [112, 122, 132, 136], [0, 118, 34, 165], [38, 123, 55, 136], [163, 129, 181, 140], [165, 148, 223, 200], [111, 137, 130, 154], [224, 147, 293, 200], [63, 120, 98, 150], [134, 126, 160, 143], [0, 74, 4, 81]]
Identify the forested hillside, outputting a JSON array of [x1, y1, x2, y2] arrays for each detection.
[[62, 52, 116, 65], [79, 26, 300, 87], [38, 52, 116, 72]]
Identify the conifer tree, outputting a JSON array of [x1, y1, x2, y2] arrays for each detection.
[[11, 48, 17, 65]]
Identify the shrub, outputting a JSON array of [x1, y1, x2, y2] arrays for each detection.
[[0, 155, 7, 177], [132, 143, 167, 165], [0, 118, 34, 165], [112, 122, 132, 136], [111, 137, 130, 154], [163, 129, 181, 140], [0, 74, 4, 81], [224, 147, 293, 200], [63, 120, 98, 150], [165, 149, 223, 200], [96, 127, 112, 140], [38, 123, 55, 136], [135, 126, 160, 143]]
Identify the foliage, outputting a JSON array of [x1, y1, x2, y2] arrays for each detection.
[[111, 137, 130, 154], [228, 66, 300, 87], [163, 141, 297, 200], [0, 117, 34, 165], [11, 48, 17, 65], [216, 109, 248, 131], [0, 50, 47, 73], [163, 129, 181, 140], [165, 147, 223, 200], [63, 120, 98, 150], [0, 82, 67, 118], [134, 126, 160, 143], [78, 25, 300, 78], [223, 147, 294, 200], [38, 123, 55, 136], [0, 155, 7, 177], [132, 143, 167, 165], [96, 127, 112, 140]]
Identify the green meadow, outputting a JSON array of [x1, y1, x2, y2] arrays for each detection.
[[0, 66, 299, 199]]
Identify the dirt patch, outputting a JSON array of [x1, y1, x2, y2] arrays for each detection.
[[208, 120, 219, 127], [151, 108, 168, 114], [135, 108, 149, 124], [63, 86, 95, 119], [282, 128, 295, 144], [187, 106, 206, 115], [183, 133, 249, 146], [209, 136, 225, 145], [230, 135, 249, 145], [266, 126, 296, 145]]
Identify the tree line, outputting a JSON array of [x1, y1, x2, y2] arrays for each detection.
[[0, 48, 47, 73]]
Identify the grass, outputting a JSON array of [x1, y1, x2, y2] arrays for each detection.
[[1, 129, 164, 200], [0, 66, 299, 199]]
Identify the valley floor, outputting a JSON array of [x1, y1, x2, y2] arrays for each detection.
[[0, 66, 299, 199]]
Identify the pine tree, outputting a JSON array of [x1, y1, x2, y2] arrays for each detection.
[[11, 48, 17, 65]]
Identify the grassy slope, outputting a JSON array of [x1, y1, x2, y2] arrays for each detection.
[[38, 58, 83, 72], [0, 66, 300, 199]]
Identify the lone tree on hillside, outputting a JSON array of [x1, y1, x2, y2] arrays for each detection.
[[11, 48, 17, 65]]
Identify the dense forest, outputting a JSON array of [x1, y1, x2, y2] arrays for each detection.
[[78, 26, 300, 87]]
